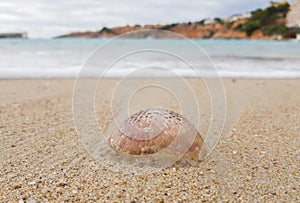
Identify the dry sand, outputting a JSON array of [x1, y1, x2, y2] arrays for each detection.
[[0, 79, 299, 202]]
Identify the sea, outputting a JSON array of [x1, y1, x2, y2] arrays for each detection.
[[0, 38, 300, 78]]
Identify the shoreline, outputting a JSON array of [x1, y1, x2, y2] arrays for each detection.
[[0, 78, 299, 202], [2, 75, 300, 79], [3, 36, 300, 41]]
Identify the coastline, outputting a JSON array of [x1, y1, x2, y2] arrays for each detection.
[[0, 78, 299, 202]]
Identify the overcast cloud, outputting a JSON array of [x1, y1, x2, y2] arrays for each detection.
[[0, 0, 276, 38]]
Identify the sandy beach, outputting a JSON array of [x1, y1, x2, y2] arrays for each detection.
[[0, 79, 299, 202]]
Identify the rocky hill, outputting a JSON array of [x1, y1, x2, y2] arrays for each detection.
[[56, 1, 299, 40]]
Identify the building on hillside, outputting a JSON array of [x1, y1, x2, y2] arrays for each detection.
[[270, 0, 288, 7], [287, 0, 300, 27], [225, 13, 251, 22], [203, 18, 216, 25]]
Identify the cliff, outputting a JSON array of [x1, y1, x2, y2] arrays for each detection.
[[55, 21, 252, 39], [56, 1, 299, 40], [287, 0, 300, 27]]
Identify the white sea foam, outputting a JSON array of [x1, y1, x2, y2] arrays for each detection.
[[1, 66, 300, 79]]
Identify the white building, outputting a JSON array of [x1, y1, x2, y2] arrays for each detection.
[[225, 13, 251, 22], [204, 18, 216, 25]]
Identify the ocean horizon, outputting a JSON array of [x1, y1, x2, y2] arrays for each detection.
[[1, 38, 300, 79]]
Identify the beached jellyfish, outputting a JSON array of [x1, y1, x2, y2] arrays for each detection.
[[109, 108, 205, 166]]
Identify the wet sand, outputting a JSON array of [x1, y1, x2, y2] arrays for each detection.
[[0, 79, 299, 202]]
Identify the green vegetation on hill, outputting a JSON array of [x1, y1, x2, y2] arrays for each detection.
[[242, 2, 290, 36], [161, 23, 179, 30], [99, 27, 115, 34], [158, 1, 296, 39]]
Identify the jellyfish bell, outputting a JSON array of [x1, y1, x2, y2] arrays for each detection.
[[109, 108, 206, 166]]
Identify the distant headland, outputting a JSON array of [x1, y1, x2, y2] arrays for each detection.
[[57, 1, 300, 40], [0, 32, 27, 39]]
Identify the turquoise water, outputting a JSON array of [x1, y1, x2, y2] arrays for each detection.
[[0, 38, 299, 78]]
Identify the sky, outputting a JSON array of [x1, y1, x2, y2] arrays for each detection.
[[0, 0, 287, 38]]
